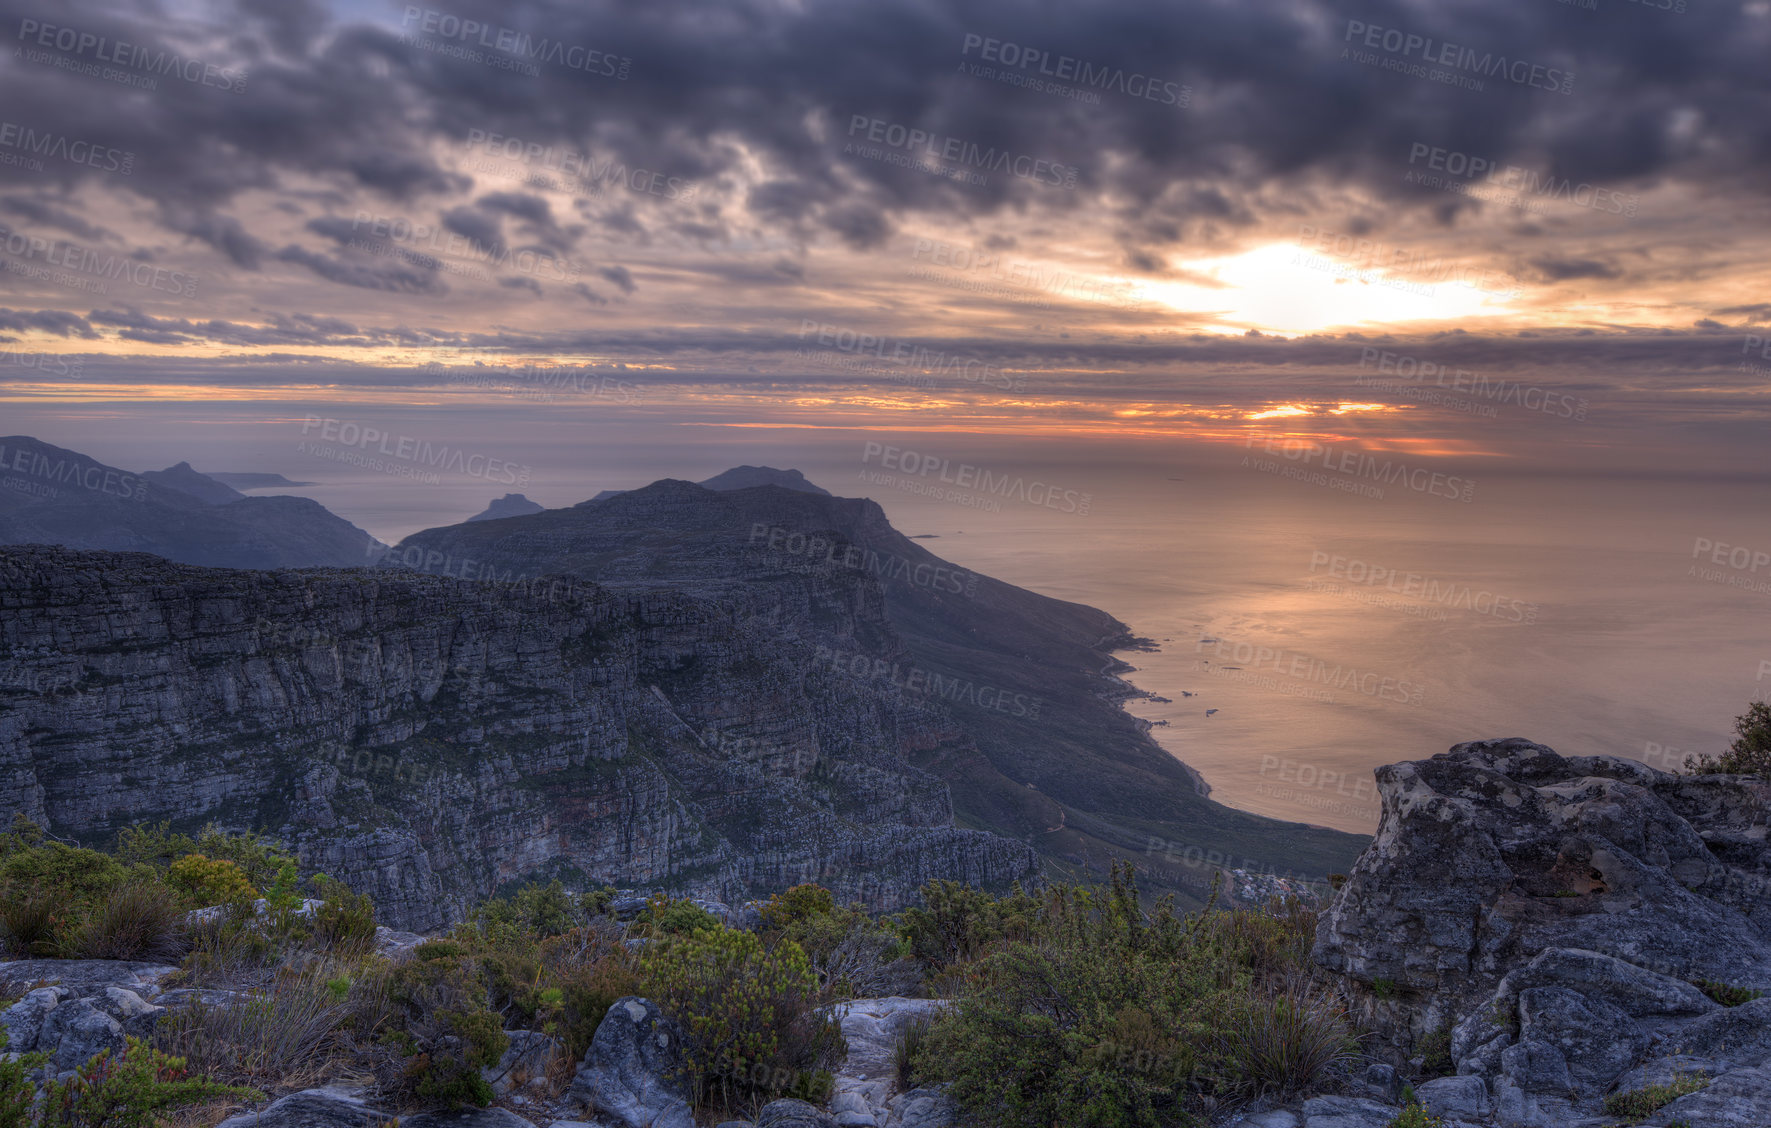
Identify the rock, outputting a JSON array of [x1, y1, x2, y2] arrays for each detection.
[[402, 1109, 539, 1128], [713, 1123, 757, 1128], [482, 1030, 561, 1097], [1236, 1113, 1301, 1128], [213, 1087, 393, 1128], [1499, 1040, 1574, 1097], [830, 1090, 877, 1127], [0, 959, 181, 1000], [373, 926, 427, 959], [879, 1087, 954, 1128], [0, 986, 65, 1053], [97, 986, 166, 1039], [1610, 1054, 1724, 1094], [1313, 739, 1771, 1044], [1655, 996, 1771, 1065], [1296, 1095, 1398, 1128], [568, 997, 694, 1128], [755, 1099, 838, 1128], [1414, 1075, 1490, 1120], [1347, 1062, 1401, 1103], [1500, 948, 1717, 1019], [1516, 986, 1648, 1093], [40, 998, 123, 1071]]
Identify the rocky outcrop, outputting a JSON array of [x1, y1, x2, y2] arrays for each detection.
[[0, 545, 1039, 930], [1312, 737, 1771, 1127], [568, 997, 695, 1128], [825, 997, 952, 1128], [0, 960, 181, 1077]]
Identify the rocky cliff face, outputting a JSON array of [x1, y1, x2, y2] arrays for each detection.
[[1314, 738, 1771, 1127], [0, 545, 1038, 931]]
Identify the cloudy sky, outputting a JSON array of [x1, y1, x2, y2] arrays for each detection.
[[1, 0, 1769, 476]]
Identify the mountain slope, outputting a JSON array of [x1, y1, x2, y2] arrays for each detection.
[[0, 436, 384, 569], [467, 493, 546, 522], [388, 477, 1369, 901], [0, 544, 1039, 929], [141, 462, 247, 505]]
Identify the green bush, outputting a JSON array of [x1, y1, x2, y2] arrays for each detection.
[[629, 893, 721, 939], [0, 889, 61, 958], [1385, 1102, 1444, 1128], [66, 884, 186, 962], [164, 855, 256, 909], [310, 875, 377, 952], [759, 885, 917, 999], [383, 941, 510, 1108], [908, 865, 1340, 1128], [1682, 701, 1771, 776], [637, 923, 843, 1112], [1601, 1074, 1708, 1123], [36, 1037, 257, 1128], [1694, 979, 1764, 1007]]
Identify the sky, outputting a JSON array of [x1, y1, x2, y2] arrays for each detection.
[[0, 0, 1767, 481]]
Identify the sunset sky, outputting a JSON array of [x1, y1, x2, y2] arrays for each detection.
[[0, 0, 1768, 477]]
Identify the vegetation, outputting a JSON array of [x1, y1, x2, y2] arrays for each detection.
[[905, 864, 1353, 1128], [1, 819, 1369, 1128], [1681, 700, 1771, 775], [1693, 979, 1764, 1007], [1385, 1102, 1445, 1128], [1600, 1073, 1708, 1123]]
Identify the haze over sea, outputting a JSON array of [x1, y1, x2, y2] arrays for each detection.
[[18, 408, 1761, 836]]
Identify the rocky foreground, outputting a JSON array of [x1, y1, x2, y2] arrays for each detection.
[[7, 736, 1769, 1128]]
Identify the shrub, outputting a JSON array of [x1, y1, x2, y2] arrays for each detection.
[[637, 924, 843, 1112], [759, 884, 837, 934], [473, 880, 582, 938], [114, 824, 295, 893], [1219, 991, 1355, 1099], [1385, 1103, 1444, 1128], [381, 942, 509, 1108], [1682, 701, 1771, 776], [1601, 1074, 1708, 1122], [1, 1030, 49, 1128], [0, 890, 61, 958], [1417, 1019, 1455, 1077], [1694, 979, 1764, 1007], [67, 884, 186, 962], [310, 875, 376, 953], [760, 888, 917, 1000], [164, 856, 256, 909], [893, 1016, 932, 1088], [155, 966, 356, 1091], [629, 893, 721, 939], [36, 1037, 258, 1128]]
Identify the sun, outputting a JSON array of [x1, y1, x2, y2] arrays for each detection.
[[1129, 243, 1522, 336]]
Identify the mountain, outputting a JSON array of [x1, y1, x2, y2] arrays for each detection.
[[0, 436, 384, 569], [467, 493, 546, 523], [387, 476, 1368, 901], [0, 544, 1039, 930], [140, 461, 247, 505], [206, 472, 316, 489], [587, 466, 832, 504]]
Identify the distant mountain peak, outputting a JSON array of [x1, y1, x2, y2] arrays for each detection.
[[467, 493, 546, 523], [141, 462, 245, 505], [582, 467, 831, 505]]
